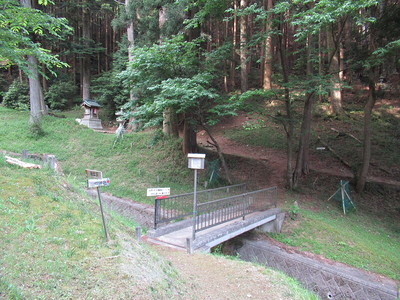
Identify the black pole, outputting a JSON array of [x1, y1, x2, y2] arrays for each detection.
[[97, 187, 109, 241]]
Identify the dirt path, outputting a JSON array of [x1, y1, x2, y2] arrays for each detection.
[[152, 245, 310, 300], [197, 112, 399, 190]]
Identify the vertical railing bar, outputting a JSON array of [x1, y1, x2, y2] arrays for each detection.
[[211, 204, 214, 227], [212, 205, 215, 226], [227, 202, 230, 222], [166, 199, 169, 220], [208, 204, 211, 228], [202, 208, 205, 230], [208, 205, 211, 228], [203, 208, 206, 229]]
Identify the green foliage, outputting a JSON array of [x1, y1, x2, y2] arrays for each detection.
[[203, 42, 234, 86], [91, 41, 130, 121], [121, 34, 200, 93], [113, 0, 163, 46], [92, 71, 128, 121], [184, 0, 231, 29], [45, 81, 78, 110], [120, 34, 240, 130], [289, 0, 378, 40], [2, 80, 29, 110], [64, 38, 105, 59], [0, 0, 71, 76], [152, 73, 218, 113], [119, 35, 202, 124]]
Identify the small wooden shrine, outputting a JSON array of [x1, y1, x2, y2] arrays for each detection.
[[77, 99, 103, 130]]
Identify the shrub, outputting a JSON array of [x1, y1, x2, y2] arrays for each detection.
[[45, 81, 78, 110], [2, 80, 29, 110]]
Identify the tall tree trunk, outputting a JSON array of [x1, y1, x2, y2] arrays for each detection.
[[20, 0, 47, 124], [163, 108, 179, 137], [125, 0, 139, 130], [356, 72, 376, 193], [327, 25, 343, 114], [278, 18, 294, 189], [293, 35, 314, 188], [159, 6, 178, 137], [158, 6, 167, 40], [27, 56, 46, 124], [182, 117, 197, 154], [230, 0, 238, 90], [339, 41, 345, 82], [239, 0, 248, 92], [262, 0, 273, 90], [82, 7, 91, 100], [318, 29, 324, 102]]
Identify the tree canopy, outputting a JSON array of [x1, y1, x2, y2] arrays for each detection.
[[0, 0, 70, 75]]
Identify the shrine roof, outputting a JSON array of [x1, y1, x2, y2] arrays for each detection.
[[82, 99, 101, 108]]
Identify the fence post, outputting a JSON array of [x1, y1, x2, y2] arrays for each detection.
[[186, 238, 193, 254], [154, 198, 160, 229]]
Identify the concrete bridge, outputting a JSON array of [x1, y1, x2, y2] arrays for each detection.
[[146, 184, 285, 253]]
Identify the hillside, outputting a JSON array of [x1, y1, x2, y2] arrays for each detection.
[[0, 156, 316, 299]]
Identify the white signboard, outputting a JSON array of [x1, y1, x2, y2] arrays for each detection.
[[85, 169, 103, 179], [187, 153, 206, 170], [88, 178, 110, 188], [147, 187, 170, 197]]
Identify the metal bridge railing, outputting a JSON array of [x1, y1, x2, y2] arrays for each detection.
[[154, 183, 247, 229], [195, 186, 277, 233]]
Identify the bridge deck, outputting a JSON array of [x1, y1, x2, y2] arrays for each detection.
[[146, 208, 282, 253]]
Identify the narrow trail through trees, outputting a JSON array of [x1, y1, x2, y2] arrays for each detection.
[[196, 111, 400, 191]]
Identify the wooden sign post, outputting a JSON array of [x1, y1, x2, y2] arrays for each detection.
[[86, 169, 109, 241]]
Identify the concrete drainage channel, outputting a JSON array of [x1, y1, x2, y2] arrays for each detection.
[[223, 234, 399, 300]]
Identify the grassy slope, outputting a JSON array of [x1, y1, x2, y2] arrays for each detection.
[[0, 162, 185, 299], [273, 199, 400, 280], [0, 107, 194, 203]]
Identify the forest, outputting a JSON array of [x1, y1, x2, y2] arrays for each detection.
[[1, 0, 399, 192]]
